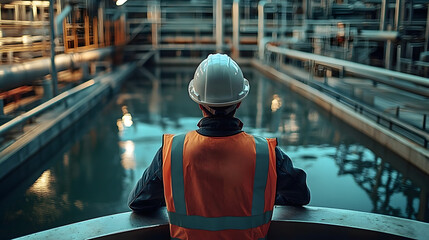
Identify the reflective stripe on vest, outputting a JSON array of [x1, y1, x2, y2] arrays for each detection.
[[169, 133, 272, 231]]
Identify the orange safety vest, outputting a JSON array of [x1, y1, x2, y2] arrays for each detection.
[[162, 130, 277, 240]]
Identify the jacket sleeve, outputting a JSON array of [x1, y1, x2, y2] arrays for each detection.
[[127, 147, 165, 213], [275, 146, 311, 206]]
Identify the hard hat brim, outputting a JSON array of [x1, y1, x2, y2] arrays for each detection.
[[188, 78, 250, 107]]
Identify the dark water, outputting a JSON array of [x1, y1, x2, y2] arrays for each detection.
[[1, 66, 428, 239]]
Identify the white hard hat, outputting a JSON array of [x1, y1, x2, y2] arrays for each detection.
[[188, 53, 250, 107]]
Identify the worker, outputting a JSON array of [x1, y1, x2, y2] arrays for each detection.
[[128, 54, 310, 240]]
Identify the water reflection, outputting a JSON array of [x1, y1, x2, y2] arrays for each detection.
[[122, 113, 133, 127], [119, 140, 136, 170], [0, 98, 126, 239], [271, 94, 282, 112], [27, 170, 54, 197], [334, 144, 426, 221]]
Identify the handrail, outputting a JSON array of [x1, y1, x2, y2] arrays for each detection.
[[0, 80, 97, 137], [266, 45, 429, 87], [309, 80, 429, 148], [260, 49, 429, 148]]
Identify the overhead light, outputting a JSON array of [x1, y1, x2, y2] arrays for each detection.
[[116, 0, 127, 6]]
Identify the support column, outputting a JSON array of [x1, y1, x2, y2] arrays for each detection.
[[408, 0, 414, 22], [394, 0, 404, 31], [425, 4, 429, 52], [255, 77, 264, 129], [42, 78, 53, 101], [216, 0, 224, 53], [32, 4, 37, 21], [232, 0, 240, 59], [258, 1, 266, 60], [304, 0, 312, 20], [0, 99, 4, 116], [121, 13, 126, 44], [84, 12, 89, 46], [283, 1, 287, 37], [49, 0, 58, 96], [385, 25, 392, 69], [325, 0, 331, 19], [212, 0, 216, 40], [396, 45, 402, 71], [98, 1, 104, 46], [14, 5, 19, 21], [417, 188, 428, 221], [8, 51, 13, 63], [149, 1, 160, 62], [380, 0, 387, 31]]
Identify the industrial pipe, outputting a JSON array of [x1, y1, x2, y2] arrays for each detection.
[[0, 63, 135, 137], [358, 30, 399, 41], [55, 5, 72, 36], [0, 47, 114, 91], [0, 35, 47, 45]]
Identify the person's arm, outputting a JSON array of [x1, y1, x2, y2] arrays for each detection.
[[275, 146, 310, 206], [128, 147, 165, 213]]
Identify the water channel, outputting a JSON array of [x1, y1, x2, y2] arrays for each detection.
[[1, 66, 428, 239]]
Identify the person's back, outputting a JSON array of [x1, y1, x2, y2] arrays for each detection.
[[163, 130, 276, 239], [128, 54, 310, 240]]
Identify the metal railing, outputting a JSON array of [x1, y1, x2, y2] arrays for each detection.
[[265, 46, 429, 149], [0, 80, 97, 137], [266, 45, 429, 88], [310, 80, 429, 148]]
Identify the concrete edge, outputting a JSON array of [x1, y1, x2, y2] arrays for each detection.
[[15, 206, 429, 240], [251, 59, 429, 175]]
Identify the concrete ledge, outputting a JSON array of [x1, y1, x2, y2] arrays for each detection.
[[16, 206, 429, 240], [251, 60, 429, 175]]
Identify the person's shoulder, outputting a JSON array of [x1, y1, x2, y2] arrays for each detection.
[[240, 133, 277, 148], [244, 132, 277, 142], [164, 130, 198, 139]]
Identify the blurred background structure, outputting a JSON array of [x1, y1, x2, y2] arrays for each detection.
[[0, 0, 428, 112]]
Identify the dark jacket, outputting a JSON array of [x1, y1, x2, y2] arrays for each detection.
[[128, 117, 310, 213]]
